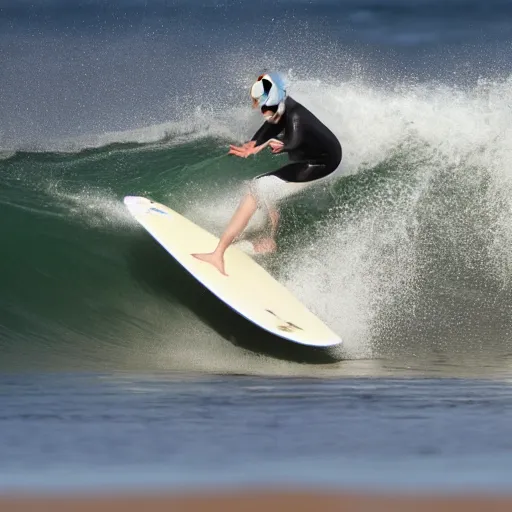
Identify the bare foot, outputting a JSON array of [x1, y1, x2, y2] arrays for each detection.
[[252, 237, 277, 254], [192, 252, 227, 276]]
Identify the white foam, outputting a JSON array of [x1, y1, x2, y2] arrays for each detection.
[[0, 151, 16, 161], [48, 185, 136, 230]]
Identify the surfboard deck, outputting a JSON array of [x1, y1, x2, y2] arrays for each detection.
[[123, 196, 342, 347]]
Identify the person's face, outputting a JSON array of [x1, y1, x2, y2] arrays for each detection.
[[261, 107, 275, 121]]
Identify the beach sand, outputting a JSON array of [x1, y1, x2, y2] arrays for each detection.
[[2, 490, 512, 511]]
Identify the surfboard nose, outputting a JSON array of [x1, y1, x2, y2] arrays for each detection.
[[124, 196, 151, 206]]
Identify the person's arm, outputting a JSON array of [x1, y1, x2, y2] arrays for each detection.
[[250, 121, 283, 146], [277, 113, 303, 153]]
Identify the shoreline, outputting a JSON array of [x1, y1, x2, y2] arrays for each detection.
[[3, 490, 512, 511]]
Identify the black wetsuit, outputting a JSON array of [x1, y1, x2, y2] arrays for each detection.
[[250, 96, 342, 183]]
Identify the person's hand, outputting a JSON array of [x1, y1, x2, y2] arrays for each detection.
[[269, 139, 284, 153], [228, 143, 260, 158]]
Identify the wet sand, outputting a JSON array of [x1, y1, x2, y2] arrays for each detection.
[[2, 490, 512, 511]]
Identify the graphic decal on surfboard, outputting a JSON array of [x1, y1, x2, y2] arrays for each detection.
[[149, 207, 169, 216], [265, 309, 304, 333]]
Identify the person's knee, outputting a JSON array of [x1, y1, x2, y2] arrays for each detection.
[[241, 188, 258, 206], [245, 192, 258, 207], [245, 180, 263, 208]]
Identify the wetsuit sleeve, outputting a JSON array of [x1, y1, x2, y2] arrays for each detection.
[[279, 112, 303, 152], [250, 122, 283, 146]]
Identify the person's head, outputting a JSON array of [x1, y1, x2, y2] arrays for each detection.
[[250, 72, 287, 122]]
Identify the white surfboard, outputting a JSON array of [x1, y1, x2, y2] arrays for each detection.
[[123, 196, 342, 347]]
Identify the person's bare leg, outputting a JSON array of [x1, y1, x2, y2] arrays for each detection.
[[192, 193, 258, 275], [253, 207, 280, 254]]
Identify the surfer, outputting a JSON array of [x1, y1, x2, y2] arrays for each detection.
[[193, 72, 342, 275]]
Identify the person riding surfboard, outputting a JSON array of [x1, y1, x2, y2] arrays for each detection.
[[193, 72, 342, 276]]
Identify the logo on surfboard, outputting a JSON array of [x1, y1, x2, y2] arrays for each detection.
[[265, 309, 303, 333], [149, 207, 169, 216]]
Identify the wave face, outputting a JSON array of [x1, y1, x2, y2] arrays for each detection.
[[1, 0, 512, 374]]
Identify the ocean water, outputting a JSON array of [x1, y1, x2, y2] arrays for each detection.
[[3, 375, 512, 494], [2, 0, 512, 494]]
